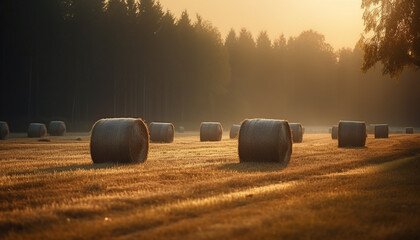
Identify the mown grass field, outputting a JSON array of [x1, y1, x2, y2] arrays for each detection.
[[1, 133, 420, 239]]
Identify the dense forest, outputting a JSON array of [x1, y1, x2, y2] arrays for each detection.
[[1, 0, 419, 131]]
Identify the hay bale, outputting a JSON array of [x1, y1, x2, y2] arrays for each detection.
[[331, 125, 338, 139], [328, 128, 332, 133], [374, 124, 389, 138], [178, 126, 185, 133], [0, 121, 10, 140], [406, 127, 414, 134], [238, 119, 292, 166], [289, 123, 303, 143], [149, 122, 174, 143], [28, 123, 47, 138], [338, 121, 366, 147], [230, 124, 240, 139], [48, 121, 66, 136], [90, 118, 149, 164], [200, 122, 223, 141]]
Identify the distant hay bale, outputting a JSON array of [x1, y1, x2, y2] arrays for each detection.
[[238, 119, 292, 166], [338, 121, 367, 147], [90, 118, 149, 164], [289, 123, 303, 143], [331, 125, 338, 139], [149, 122, 174, 143], [48, 121, 66, 136], [200, 122, 223, 141], [230, 124, 240, 139], [302, 126, 305, 134], [178, 126, 185, 133], [406, 127, 414, 134], [28, 123, 47, 138], [328, 128, 332, 133], [0, 121, 10, 140], [374, 124, 389, 138]]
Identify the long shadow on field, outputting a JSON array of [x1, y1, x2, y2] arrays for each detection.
[[218, 162, 286, 173]]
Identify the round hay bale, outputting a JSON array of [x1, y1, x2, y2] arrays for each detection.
[[149, 122, 174, 143], [28, 123, 47, 138], [230, 124, 240, 139], [289, 123, 303, 143], [331, 125, 338, 139], [406, 127, 414, 134], [238, 119, 292, 166], [48, 121, 66, 136], [328, 127, 332, 133], [0, 121, 10, 140], [178, 126, 185, 133], [338, 121, 366, 147], [374, 124, 389, 138], [200, 122, 223, 141], [90, 118, 149, 164]]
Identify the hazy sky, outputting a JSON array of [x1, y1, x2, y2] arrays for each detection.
[[158, 0, 364, 50]]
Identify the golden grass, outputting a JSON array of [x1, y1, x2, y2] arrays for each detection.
[[0, 133, 420, 239]]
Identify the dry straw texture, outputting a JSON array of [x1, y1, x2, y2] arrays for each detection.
[[149, 122, 174, 143], [289, 123, 303, 143], [331, 125, 338, 139], [48, 121, 66, 136], [238, 119, 292, 166], [200, 122, 223, 141], [374, 124, 389, 138], [28, 123, 47, 138], [229, 124, 240, 139], [90, 118, 149, 164], [338, 121, 367, 147], [406, 127, 414, 134], [0, 121, 9, 140]]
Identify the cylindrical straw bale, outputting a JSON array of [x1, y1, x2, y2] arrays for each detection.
[[90, 118, 149, 164], [0, 121, 10, 140], [28, 123, 47, 138], [230, 124, 240, 139], [238, 119, 292, 166], [289, 123, 303, 143], [374, 124, 389, 138], [178, 126, 185, 133], [49, 121, 66, 136], [149, 122, 174, 143], [200, 122, 223, 141], [331, 125, 338, 139], [338, 121, 367, 147], [406, 127, 414, 134]]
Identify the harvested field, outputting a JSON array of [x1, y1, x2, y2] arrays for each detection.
[[0, 133, 420, 239]]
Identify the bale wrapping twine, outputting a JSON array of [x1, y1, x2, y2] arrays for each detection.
[[149, 122, 174, 143], [200, 122, 223, 141], [406, 127, 414, 134], [289, 123, 303, 143], [238, 119, 292, 166], [374, 124, 389, 138], [338, 121, 366, 147], [28, 123, 47, 138], [90, 118, 149, 164], [0, 121, 9, 140], [331, 125, 338, 139], [49, 121, 66, 136], [230, 124, 240, 139]]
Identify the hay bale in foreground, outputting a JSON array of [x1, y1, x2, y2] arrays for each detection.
[[178, 126, 185, 133], [28, 123, 47, 138], [289, 123, 303, 143], [338, 121, 366, 147], [406, 127, 414, 134], [230, 124, 240, 139], [200, 122, 223, 141], [48, 121, 66, 136], [238, 119, 292, 166], [374, 124, 389, 138], [0, 121, 9, 140], [149, 122, 174, 143], [90, 118, 149, 164], [331, 125, 338, 139]]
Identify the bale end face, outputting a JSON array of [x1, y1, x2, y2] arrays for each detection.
[[200, 122, 223, 141], [90, 118, 149, 164], [338, 121, 366, 147], [238, 119, 292, 167], [0, 121, 10, 140], [374, 124, 389, 138]]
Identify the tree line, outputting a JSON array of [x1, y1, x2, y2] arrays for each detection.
[[1, 0, 419, 131]]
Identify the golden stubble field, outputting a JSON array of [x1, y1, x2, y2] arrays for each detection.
[[0, 133, 420, 239]]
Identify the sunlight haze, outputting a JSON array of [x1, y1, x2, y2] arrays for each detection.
[[158, 0, 364, 50]]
